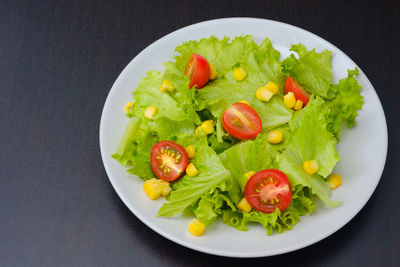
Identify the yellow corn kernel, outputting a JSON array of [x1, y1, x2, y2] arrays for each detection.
[[188, 219, 205, 236], [160, 181, 172, 197], [244, 171, 256, 180], [209, 63, 218, 80], [124, 101, 134, 114], [267, 130, 283, 144], [237, 197, 252, 213], [186, 163, 198, 177], [160, 80, 174, 93], [328, 174, 342, 189], [256, 86, 274, 102], [143, 178, 162, 200], [293, 100, 303, 111], [196, 120, 214, 135], [284, 92, 296, 108], [144, 106, 157, 120], [185, 145, 196, 159], [143, 178, 171, 199], [265, 82, 279, 94], [303, 160, 319, 175], [238, 100, 250, 105], [233, 67, 247, 81]]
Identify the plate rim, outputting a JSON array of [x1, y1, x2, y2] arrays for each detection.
[[99, 17, 388, 258]]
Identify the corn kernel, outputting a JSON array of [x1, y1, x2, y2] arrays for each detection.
[[188, 219, 205, 236], [124, 101, 134, 114], [237, 197, 252, 213], [209, 63, 218, 80], [284, 92, 296, 108], [265, 82, 279, 94], [185, 145, 196, 159], [143, 178, 162, 200], [256, 86, 274, 102], [144, 106, 157, 120], [328, 174, 342, 189], [160, 80, 174, 93], [238, 100, 250, 105], [160, 182, 172, 197], [267, 130, 283, 144], [294, 100, 303, 111], [196, 120, 214, 135], [303, 160, 319, 175], [186, 163, 198, 177], [244, 171, 255, 180], [233, 67, 247, 81]]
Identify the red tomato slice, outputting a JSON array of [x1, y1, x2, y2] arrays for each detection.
[[150, 141, 189, 181], [222, 102, 262, 140], [285, 76, 310, 106], [184, 53, 210, 89], [245, 169, 292, 213]]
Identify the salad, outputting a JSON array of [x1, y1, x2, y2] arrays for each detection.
[[112, 36, 363, 236]]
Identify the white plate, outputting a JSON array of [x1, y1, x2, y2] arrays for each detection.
[[99, 18, 387, 257]]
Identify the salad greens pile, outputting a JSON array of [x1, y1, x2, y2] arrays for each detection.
[[112, 36, 363, 234]]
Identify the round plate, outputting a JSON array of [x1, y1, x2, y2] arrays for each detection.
[[99, 18, 387, 257]]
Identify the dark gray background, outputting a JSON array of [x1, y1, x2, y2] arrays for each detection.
[[1, 0, 399, 266]]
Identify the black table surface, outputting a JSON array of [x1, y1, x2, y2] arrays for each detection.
[[1, 0, 399, 266]]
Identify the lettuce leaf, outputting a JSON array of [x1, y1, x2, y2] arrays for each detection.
[[175, 36, 292, 142], [112, 115, 197, 180], [218, 134, 278, 191], [221, 185, 315, 235], [282, 44, 333, 98], [132, 67, 200, 124], [279, 97, 341, 207], [157, 135, 231, 217], [112, 117, 158, 180], [175, 35, 259, 75], [192, 181, 240, 226], [325, 68, 364, 139]]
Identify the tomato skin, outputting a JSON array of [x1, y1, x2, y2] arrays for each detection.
[[184, 53, 210, 89], [150, 141, 189, 182], [222, 102, 262, 140], [244, 169, 292, 213], [285, 76, 310, 106]]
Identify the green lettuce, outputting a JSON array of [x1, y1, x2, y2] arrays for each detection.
[[325, 68, 364, 139], [191, 180, 240, 226], [218, 134, 278, 190], [132, 67, 200, 125], [112, 117, 158, 180], [215, 134, 316, 234], [112, 115, 198, 180], [220, 185, 315, 235], [174, 36, 292, 142], [157, 135, 231, 217], [279, 97, 341, 207], [282, 44, 333, 98]]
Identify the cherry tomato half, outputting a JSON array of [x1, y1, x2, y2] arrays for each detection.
[[285, 76, 310, 106], [245, 169, 292, 213], [150, 141, 189, 181], [184, 53, 210, 89], [222, 102, 262, 140]]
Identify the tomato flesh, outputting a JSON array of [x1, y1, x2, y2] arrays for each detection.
[[285, 76, 310, 106], [245, 169, 292, 213], [222, 102, 262, 140], [184, 53, 210, 89], [150, 141, 189, 181]]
